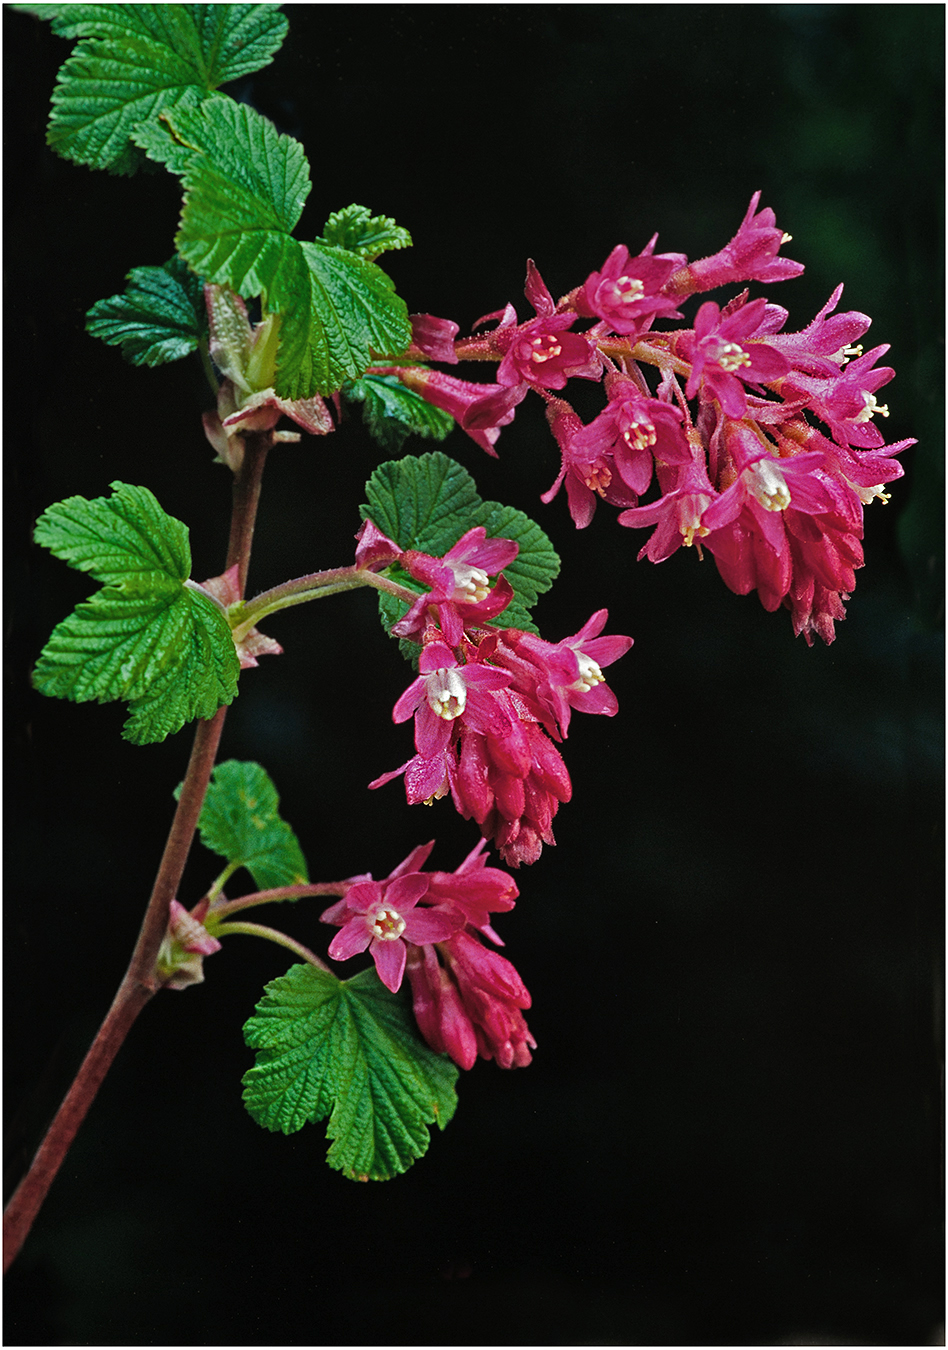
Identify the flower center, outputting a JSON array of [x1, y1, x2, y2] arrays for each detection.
[[853, 391, 889, 424], [620, 409, 657, 452], [529, 334, 562, 364], [677, 494, 711, 546], [367, 905, 406, 941], [449, 563, 491, 603], [583, 462, 612, 495], [743, 460, 791, 512], [609, 275, 645, 305], [570, 653, 604, 692], [426, 666, 467, 720], [708, 339, 751, 373]]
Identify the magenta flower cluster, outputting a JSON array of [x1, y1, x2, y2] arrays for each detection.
[[321, 838, 535, 1070], [361, 523, 631, 869], [384, 193, 914, 645]]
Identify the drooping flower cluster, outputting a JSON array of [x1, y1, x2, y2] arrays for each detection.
[[364, 521, 631, 866], [387, 193, 914, 644], [321, 839, 535, 1069]]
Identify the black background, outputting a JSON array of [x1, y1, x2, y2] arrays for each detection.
[[4, 4, 944, 1345]]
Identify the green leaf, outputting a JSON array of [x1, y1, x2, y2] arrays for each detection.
[[85, 255, 208, 366], [344, 373, 454, 453], [33, 481, 239, 744], [321, 205, 412, 262], [242, 963, 458, 1181], [133, 98, 412, 399], [188, 760, 308, 891], [361, 452, 561, 640], [20, 3, 289, 175]]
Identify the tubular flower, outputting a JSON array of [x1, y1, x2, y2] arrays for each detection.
[[679, 298, 791, 418], [570, 373, 692, 497], [489, 610, 633, 740], [574, 239, 684, 334], [664, 191, 804, 299], [385, 365, 523, 456], [391, 527, 519, 645], [405, 930, 535, 1070], [540, 396, 638, 529], [779, 344, 896, 449], [320, 870, 461, 993]]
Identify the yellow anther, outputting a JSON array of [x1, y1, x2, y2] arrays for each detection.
[[743, 459, 791, 512], [583, 464, 612, 494], [616, 275, 645, 303], [682, 523, 710, 547], [713, 341, 751, 373], [367, 905, 406, 941], [569, 653, 604, 693]]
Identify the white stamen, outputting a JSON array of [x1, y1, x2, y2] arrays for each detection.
[[426, 666, 467, 720], [570, 652, 604, 693], [450, 563, 491, 603], [742, 459, 791, 512], [854, 391, 889, 424], [367, 905, 406, 941], [615, 275, 645, 304], [713, 341, 751, 373]]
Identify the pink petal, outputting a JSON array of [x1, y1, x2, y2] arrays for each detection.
[[371, 937, 407, 992]]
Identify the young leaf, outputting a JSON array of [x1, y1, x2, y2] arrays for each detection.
[[361, 452, 561, 638], [320, 205, 412, 262], [33, 482, 239, 744], [132, 98, 411, 400], [17, 3, 289, 175], [188, 760, 308, 891], [85, 255, 208, 366], [242, 963, 458, 1181], [344, 373, 454, 453]]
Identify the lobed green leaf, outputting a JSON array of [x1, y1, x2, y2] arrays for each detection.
[[321, 205, 413, 261], [188, 760, 308, 891], [32, 482, 239, 743], [344, 373, 454, 453], [17, 3, 289, 175], [133, 99, 412, 399], [85, 255, 208, 366], [242, 964, 458, 1181]]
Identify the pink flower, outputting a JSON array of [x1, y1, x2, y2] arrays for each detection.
[[765, 284, 872, 378], [392, 527, 519, 645], [618, 459, 719, 561], [680, 298, 791, 418], [570, 373, 692, 496], [354, 518, 403, 571], [495, 311, 600, 391], [405, 931, 535, 1070], [479, 261, 602, 392], [540, 397, 638, 530], [779, 344, 896, 448], [574, 239, 684, 335], [370, 634, 575, 867], [383, 639, 517, 786], [385, 365, 523, 456], [490, 610, 633, 740], [321, 870, 461, 993], [409, 313, 459, 364], [664, 192, 804, 299]]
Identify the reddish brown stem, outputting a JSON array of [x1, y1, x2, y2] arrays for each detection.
[[4, 431, 273, 1273], [227, 431, 270, 596]]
